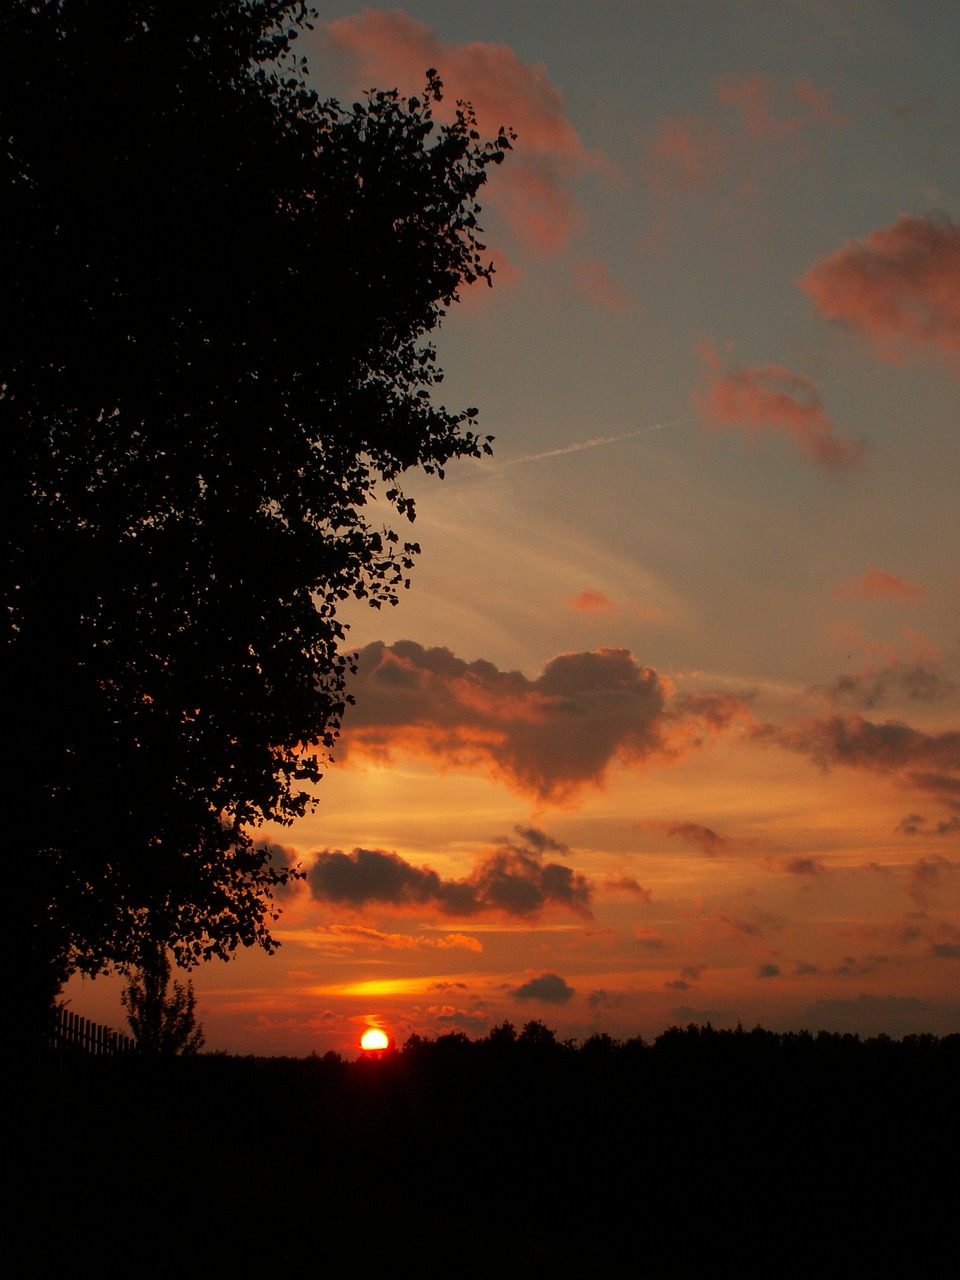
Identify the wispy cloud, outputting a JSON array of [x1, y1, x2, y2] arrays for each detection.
[[832, 566, 927, 602]]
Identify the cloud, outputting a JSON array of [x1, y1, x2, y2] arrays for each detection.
[[667, 821, 729, 857], [567, 588, 617, 614], [634, 927, 666, 949], [896, 813, 960, 837], [511, 972, 575, 1004], [326, 925, 482, 953], [833, 567, 926, 603], [802, 993, 960, 1037], [694, 341, 865, 467], [339, 641, 748, 803], [308, 826, 592, 919], [798, 214, 960, 372], [792, 79, 852, 126], [647, 116, 718, 192], [322, 9, 591, 255], [784, 857, 823, 876], [586, 988, 628, 1010], [604, 877, 652, 901], [573, 258, 630, 311], [755, 713, 960, 803], [758, 963, 781, 978], [646, 73, 848, 200], [256, 840, 304, 899], [820, 660, 955, 711], [909, 855, 957, 908]]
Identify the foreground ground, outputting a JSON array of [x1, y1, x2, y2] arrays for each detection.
[[15, 1024, 958, 1275]]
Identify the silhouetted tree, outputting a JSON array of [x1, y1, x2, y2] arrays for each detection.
[[122, 944, 205, 1055], [2, 0, 511, 1037]]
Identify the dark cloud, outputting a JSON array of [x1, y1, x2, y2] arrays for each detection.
[[307, 828, 592, 919], [667, 821, 729, 856], [784, 857, 823, 876], [665, 979, 691, 990], [256, 841, 304, 900], [909, 855, 957, 908], [796, 962, 819, 975], [897, 812, 960, 836], [511, 973, 576, 1004], [758, 963, 781, 978], [932, 943, 960, 959], [337, 641, 749, 802], [511, 825, 570, 856], [587, 988, 629, 1010], [832, 954, 890, 976], [754, 713, 960, 804], [604, 876, 652, 900], [802, 993, 960, 1037], [818, 661, 955, 710]]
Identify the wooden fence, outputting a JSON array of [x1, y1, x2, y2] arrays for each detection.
[[49, 1005, 137, 1056]]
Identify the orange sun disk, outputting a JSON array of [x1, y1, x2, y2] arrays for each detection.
[[360, 1028, 389, 1052]]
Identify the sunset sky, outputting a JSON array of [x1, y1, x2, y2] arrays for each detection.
[[70, 1, 960, 1054]]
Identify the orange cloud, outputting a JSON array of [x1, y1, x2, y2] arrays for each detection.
[[339, 641, 749, 802], [322, 10, 591, 255], [694, 341, 866, 468], [567, 588, 617, 614], [832, 566, 927, 602], [326, 925, 483, 953], [798, 215, 960, 371]]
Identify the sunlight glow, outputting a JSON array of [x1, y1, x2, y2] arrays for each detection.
[[361, 1028, 389, 1051]]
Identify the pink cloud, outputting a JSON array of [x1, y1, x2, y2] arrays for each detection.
[[694, 341, 866, 468], [567, 588, 617, 614], [647, 116, 720, 192], [832, 567, 927, 603], [717, 72, 803, 141], [793, 79, 851, 126], [798, 215, 960, 371], [573, 258, 630, 311], [646, 73, 848, 200], [322, 10, 590, 255]]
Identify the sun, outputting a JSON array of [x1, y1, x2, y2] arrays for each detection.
[[360, 1028, 389, 1052]]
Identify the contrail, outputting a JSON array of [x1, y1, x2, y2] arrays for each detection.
[[490, 416, 695, 469]]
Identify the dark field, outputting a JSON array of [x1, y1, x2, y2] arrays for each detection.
[[16, 1025, 958, 1275]]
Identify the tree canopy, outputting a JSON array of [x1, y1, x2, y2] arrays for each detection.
[[2, 0, 510, 1025]]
